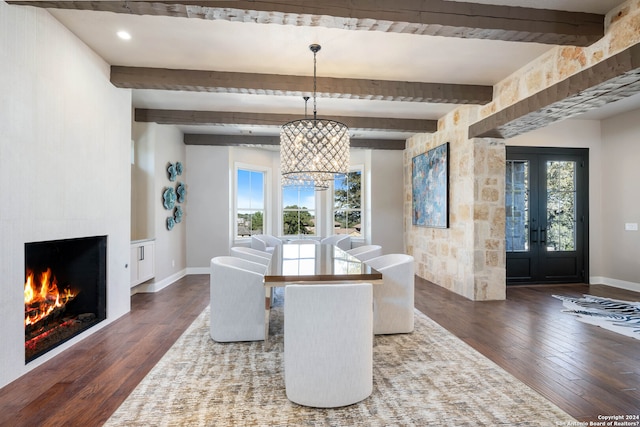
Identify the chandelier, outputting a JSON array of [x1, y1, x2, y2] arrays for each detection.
[[280, 44, 350, 187], [281, 174, 330, 191]]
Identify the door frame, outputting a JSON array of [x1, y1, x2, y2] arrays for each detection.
[[506, 146, 590, 285]]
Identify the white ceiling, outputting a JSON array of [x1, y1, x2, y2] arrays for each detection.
[[42, 0, 634, 139]]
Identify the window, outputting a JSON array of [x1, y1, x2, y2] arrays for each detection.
[[236, 168, 265, 239], [282, 186, 316, 237], [505, 160, 529, 252], [333, 170, 362, 237]]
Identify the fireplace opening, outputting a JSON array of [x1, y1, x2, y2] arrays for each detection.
[[24, 236, 107, 363]]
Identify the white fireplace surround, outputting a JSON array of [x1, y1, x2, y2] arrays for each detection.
[[0, 4, 131, 388]]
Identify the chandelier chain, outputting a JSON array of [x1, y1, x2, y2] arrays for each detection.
[[313, 48, 317, 120]]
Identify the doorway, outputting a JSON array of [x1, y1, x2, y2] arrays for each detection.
[[505, 147, 589, 285]]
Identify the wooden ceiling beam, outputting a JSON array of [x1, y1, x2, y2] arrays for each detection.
[[469, 44, 640, 140], [135, 109, 436, 133], [8, 0, 603, 46], [112, 66, 493, 105], [183, 134, 406, 150]]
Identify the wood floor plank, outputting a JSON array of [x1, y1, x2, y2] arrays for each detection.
[[415, 279, 640, 422], [0, 274, 210, 427], [0, 274, 639, 425]]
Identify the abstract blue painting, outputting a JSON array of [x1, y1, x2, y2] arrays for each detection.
[[412, 142, 449, 228]]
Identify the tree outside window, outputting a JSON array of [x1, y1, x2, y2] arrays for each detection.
[[333, 170, 362, 237], [282, 186, 316, 237], [546, 161, 576, 252], [236, 168, 265, 238]]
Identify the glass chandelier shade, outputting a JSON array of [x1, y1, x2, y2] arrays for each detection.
[[280, 44, 350, 187], [281, 173, 330, 191], [280, 117, 350, 178]]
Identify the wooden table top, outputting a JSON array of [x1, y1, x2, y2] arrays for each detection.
[[264, 243, 382, 284]]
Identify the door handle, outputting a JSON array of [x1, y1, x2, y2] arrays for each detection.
[[540, 229, 546, 244], [531, 228, 538, 244]]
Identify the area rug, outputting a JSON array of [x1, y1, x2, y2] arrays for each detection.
[[553, 294, 640, 340], [104, 297, 576, 426]]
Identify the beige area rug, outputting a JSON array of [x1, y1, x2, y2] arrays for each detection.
[[105, 294, 576, 427]]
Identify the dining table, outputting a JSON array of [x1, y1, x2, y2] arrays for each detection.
[[263, 243, 382, 343]]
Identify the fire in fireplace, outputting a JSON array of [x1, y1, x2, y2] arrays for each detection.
[[24, 236, 107, 363]]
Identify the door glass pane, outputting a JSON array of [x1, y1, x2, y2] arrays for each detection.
[[546, 161, 576, 252], [505, 160, 529, 252]]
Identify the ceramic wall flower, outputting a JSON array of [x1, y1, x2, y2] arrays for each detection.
[[176, 182, 186, 203], [163, 187, 176, 210], [176, 162, 183, 175], [167, 163, 178, 182], [174, 206, 183, 223], [166, 216, 175, 230]]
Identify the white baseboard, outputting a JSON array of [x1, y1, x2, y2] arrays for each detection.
[[187, 267, 210, 275], [590, 276, 640, 293], [131, 269, 187, 294]]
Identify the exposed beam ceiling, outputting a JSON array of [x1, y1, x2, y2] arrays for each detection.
[[12, 0, 633, 145], [8, 0, 604, 46], [135, 109, 436, 134], [469, 43, 640, 139], [183, 134, 406, 150], [111, 66, 494, 105]]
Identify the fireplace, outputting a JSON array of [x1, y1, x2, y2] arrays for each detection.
[[24, 236, 107, 363]]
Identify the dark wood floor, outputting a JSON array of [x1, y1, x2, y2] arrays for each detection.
[[0, 275, 210, 427], [1, 274, 638, 426], [415, 278, 640, 422]]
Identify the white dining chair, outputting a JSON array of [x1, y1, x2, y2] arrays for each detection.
[[250, 234, 283, 254], [210, 256, 266, 342], [284, 283, 373, 408], [346, 244, 383, 262], [230, 246, 271, 270], [229, 246, 276, 305], [364, 254, 414, 335], [320, 234, 351, 250]]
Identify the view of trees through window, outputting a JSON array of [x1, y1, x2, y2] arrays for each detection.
[[236, 168, 265, 238], [506, 160, 576, 253], [236, 166, 364, 239], [282, 186, 316, 236], [546, 161, 576, 252], [333, 171, 362, 237]]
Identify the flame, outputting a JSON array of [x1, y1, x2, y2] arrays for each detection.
[[24, 268, 76, 327]]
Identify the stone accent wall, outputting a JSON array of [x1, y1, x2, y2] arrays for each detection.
[[405, 0, 640, 301], [472, 139, 506, 300], [482, 1, 640, 121]]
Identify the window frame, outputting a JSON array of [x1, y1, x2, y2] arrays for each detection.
[[234, 163, 270, 240], [332, 166, 364, 240], [280, 184, 320, 238]]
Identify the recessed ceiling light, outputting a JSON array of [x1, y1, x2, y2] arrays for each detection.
[[117, 31, 131, 40]]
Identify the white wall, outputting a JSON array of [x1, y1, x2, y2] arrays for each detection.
[[599, 109, 640, 291], [506, 118, 640, 290], [186, 145, 232, 271], [370, 150, 405, 253], [131, 123, 187, 292], [131, 121, 155, 241], [0, 3, 131, 388]]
